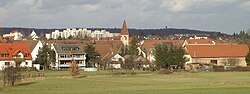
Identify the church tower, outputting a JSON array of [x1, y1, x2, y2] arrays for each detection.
[[120, 20, 129, 46]]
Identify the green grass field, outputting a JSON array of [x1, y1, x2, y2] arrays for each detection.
[[1, 70, 250, 94]]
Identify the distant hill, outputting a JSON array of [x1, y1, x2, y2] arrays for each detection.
[[0, 27, 220, 36]]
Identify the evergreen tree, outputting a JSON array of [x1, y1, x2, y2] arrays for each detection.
[[84, 43, 100, 67], [153, 43, 186, 68], [128, 37, 139, 56], [119, 45, 129, 56], [36, 43, 56, 70]]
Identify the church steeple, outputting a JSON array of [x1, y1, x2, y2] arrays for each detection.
[[120, 20, 129, 35], [120, 20, 129, 46]]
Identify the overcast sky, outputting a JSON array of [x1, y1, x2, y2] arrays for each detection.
[[0, 0, 250, 34]]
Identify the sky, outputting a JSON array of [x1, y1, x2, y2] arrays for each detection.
[[0, 0, 250, 34]]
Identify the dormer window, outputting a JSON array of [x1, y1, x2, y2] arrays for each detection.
[[15, 55, 22, 58], [24, 54, 29, 57], [62, 47, 67, 51], [1, 54, 9, 57]]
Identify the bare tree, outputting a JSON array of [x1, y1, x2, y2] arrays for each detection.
[[69, 61, 80, 78], [2, 66, 22, 86]]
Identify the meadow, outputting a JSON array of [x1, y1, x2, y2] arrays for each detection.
[[1, 70, 250, 94]]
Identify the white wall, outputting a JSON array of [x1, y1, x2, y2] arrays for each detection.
[[110, 64, 121, 69], [20, 60, 33, 67], [186, 57, 247, 66], [0, 61, 15, 70], [31, 41, 43, 61], [0, 60, 33, 70]]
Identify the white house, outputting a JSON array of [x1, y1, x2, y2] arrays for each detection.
[[3, 30, 23, 40], [110, 54, 125, 69]]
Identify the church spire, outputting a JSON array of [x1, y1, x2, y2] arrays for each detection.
[[120, 20, 129, 35], [120, 20, 129, 46]]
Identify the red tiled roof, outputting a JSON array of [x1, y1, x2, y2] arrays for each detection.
[[143, 40, 184, 52], [185, 45, 249, 58], [186, 39, 214, 44], [0, 43, 32, 60], [120, 20, 129, 35], [13, 40, 39, 51]]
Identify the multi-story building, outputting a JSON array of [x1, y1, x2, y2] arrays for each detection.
[[51, 44, 86, 69], [46, 28, 119, 40]]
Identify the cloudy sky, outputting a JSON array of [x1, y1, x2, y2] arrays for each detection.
[[0, 0, 250, 34]]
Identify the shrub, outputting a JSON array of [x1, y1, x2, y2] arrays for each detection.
[[2, 66, 22, 86]]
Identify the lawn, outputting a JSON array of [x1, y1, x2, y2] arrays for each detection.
[[1, 70, 250, 94]]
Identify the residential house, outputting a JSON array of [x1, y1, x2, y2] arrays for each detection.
[[92, 40, 124, 69], [51, 44, 86, 69], [110, 54, 125, 69], [0, 43, 32, 70], [3, 30, 23, 40], [184, 44, 249, 70], [13, 40, 43, 62]]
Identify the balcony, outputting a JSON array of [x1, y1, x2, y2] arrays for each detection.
[[59, 64, 86, 68], [59, 57, 85, 61]]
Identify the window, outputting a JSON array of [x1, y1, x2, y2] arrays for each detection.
[[76, 47, 79, 50], [16, 55, 21, 58], [1, 54, 9, 57], [124, 36, 127, 40], [62, 47, 67, 51], [5, 62, 10, 66], [60, 55, 66, 58], [25, 62, 28, 65], [211, 60, 218, 65], [24, 54, 29, 57]]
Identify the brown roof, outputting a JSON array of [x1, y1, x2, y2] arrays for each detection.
[[120, 20, 129, 35], [185, 39, 214, 44], [143, 40, 184, 52], [92, 41, 123, 59], [185, 45, 249, 58]]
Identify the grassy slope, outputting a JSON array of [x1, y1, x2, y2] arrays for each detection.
[[1, 71, 250, 94]]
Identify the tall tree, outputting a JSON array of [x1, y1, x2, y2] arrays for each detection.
[[153, 43, 186, 68], [84, 43, 100, 67], [153, 43, 169, 67], [36, 43, 55, 70], [128, 37, 139, 56]]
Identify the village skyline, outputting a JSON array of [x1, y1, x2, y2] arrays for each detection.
[[1, 0, 250, 93]]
